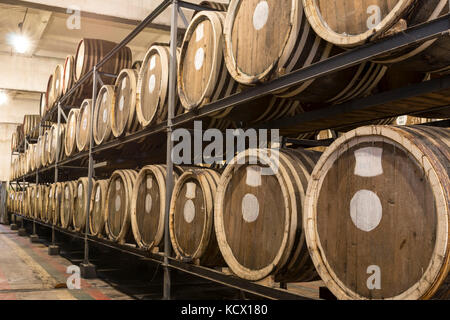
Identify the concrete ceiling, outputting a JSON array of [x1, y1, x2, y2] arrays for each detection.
[[0, 0, 229, 95]]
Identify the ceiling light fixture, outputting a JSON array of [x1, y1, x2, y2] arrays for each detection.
[[8, 9, 30, 54]]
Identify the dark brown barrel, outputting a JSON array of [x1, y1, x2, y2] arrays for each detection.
[[215, 148, 320, 282], [105, 170, 138, 243], [303, 0, 450, 73], [170, 169, 224, 266], [45, 74, 55, 112], [23, 115, 41, 139], [131, 165, 181, 250], [74, 38, 132, 82], [76, 99, 93, 152], [90, 179, 109, 237], [48, 123, 65, 164], [137, 44, 183, 128], [111, 69, 139, 137], [65, 108, 80, 157], [224, 0, 386, 104], [304, 125, 449, 300], [61, 181, 77, 229], [93, 85, 114, 145], [63, 55, 75, 95], [73, 177, 93, 232]]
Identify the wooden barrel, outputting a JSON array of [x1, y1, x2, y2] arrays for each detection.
[[11, 131, 18, 152], [178, 10, 240, 114], [304, 125, 449, 300], [89, 179, 109, 237], [53, 64, 64, 102], [45, 74, 55, 112], [35, 185, 43, 220], [61, 181, 77, 229], [46, 184, 55, 223], [73, 177, 94, 232], [74, 38, 132, 82], [137, 45, 185, 128], [29, 144, 36, 172], [130, 165, 181, 250], [48, 124, 65, 164], [170, 169, 224, 266], [65, 108, 80, 157], [23, 115, 41, 139], [93, 85, 114, 145], [63, 55, 75, 95], [223, 0, 386, 104], [194, 1, 229, 15], [76, 99, 93, 152], [105, 170, 138, 243], [215, 148, 321, 282], [41, 130, 51, 167], [39, 185, 49, 221], [111, 69, 140, 137], [34, 135, 43, 170], [52, 182, 64, 226], [303, 0, 450, 73]]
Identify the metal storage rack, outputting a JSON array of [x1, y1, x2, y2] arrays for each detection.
[[9, 0, 450, 300]]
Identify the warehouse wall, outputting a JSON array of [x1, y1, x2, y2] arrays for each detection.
[[0, 97, 40, 182]]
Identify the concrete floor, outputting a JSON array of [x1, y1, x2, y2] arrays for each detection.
[[0, 223, 130, 300]]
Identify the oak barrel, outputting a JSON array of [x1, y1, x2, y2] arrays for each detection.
[[34, 135, 43, 170], [304, 125, 450, 299], [23, 115, 41, 139], [53, 64, 64, 102], [105, 170, 138, 243], [65, 108, 80, 157], [89, 179, 109, 237], [76, 99, 93, 152], [93, 85, 114, 145], [52, 182, 63, 226], [215, 148, 320, 282], [41, 130, 51, 167], [73, 177, 93, 232], [111, 69, 140, 137], [223, 0, 386, 104], [170, 168, 224, 266], [61, 181, 77, 229], [303, 0, 450, 73], [63, 55, 75, 95], [45, 74, 55, 112], [130, 165, 181, 250], [48, 123, 65, 164]]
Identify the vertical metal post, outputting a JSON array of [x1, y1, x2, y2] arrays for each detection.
[[52, 103, 62, 245], [163, 0, 179, 301], [83, 66, 98, 265]]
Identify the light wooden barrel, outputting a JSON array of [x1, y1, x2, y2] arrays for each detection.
[[130, 165, 181, 250], [35, 185, 44, 220], [73, 177, 94, 233], [65, 108, 80, 157], [93, 85, 114, 145], [53, 64, 64, 102], [74, 38, 132, 82], [52, 182, 63, 226], [223, 0, 386, 104], [39, 185, 49, 221], [215, 148, 321, 282], [111, 69, 140, 137], [48, 124, 65, 164], [63, 55, 75, 95], [137, 44, 184, 128], [89, 179, 109, 237], [46, 184, 55, 223], [170, 169, 224, 266], [30, 144, 37, 172], [41, 130, 51, 167], [303, 0, 450, 73], [46, 74, 55, 112], [23, 115, 41, 139], [178, 10, 240, 115], [304, 125, 449, 300], [34, 135, 43, 170], [61, 181, 77, 229], [11, 131, 18, 152], [76, 99, 93, 152], [105, 170, 138, 243]]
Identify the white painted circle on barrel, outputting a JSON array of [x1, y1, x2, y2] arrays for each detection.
[[115, 195, 121, 212], [350, 190, 383, 232], [121, 78, 127, 90], [253, 1, 269, 31], [82, 117, 87, 130], [119, 96, 124, 111], [102, 93, 107, 104], [148, 74, 156, 93], [145, 193, 152, 214], [396, 115, 408, 126], [194, 47, 205, 71], [183, 200, 195, 224], [102, 108, 108, 123], [242, 193, 259, 223], [95, 187, 100, 203], [78, 184, 83, 198], [56, 79, 60, 90], [150, 55, 156, 70]]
